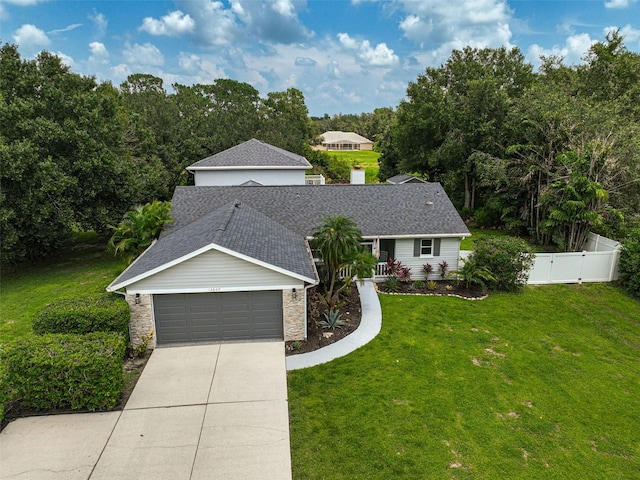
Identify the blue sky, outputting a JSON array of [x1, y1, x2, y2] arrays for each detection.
[[2, 0, 639, 116]]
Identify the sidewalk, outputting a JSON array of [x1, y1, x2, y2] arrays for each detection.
[[286, 279, 382, 370]]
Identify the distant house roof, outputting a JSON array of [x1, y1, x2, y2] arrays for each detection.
[[168, 183, 469, 239], [108, 201, 317, 291], [386, 174, 427, 185], [320, 131, 372, 145], [187, 138, 311, 170]]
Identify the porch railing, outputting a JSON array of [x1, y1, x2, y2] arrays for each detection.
[[339, 263, 389, 279]]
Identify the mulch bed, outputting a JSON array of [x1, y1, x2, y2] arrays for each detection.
[[285, 280, 488, 356], [377, 279, 488, 299], [286, 285, 362, 356]]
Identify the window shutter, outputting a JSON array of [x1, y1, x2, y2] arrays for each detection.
[[434, 238, 441, 256], [413, 239, 421, 257]]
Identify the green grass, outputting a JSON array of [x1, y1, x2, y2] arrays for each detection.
[[460, 228, 510, 250], [329, 150, 380, 183], [0, 235, 127, 344], [288, 284, 640, 479]]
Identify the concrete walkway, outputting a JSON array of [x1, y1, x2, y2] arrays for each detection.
[[286, 279, 382, 370], [0, 342, 291, 480]]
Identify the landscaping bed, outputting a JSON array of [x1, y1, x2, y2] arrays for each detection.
[[377, 279, 487, 299], [286, 285, 362, 355]]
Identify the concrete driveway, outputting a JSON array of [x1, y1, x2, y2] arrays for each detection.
[[0, 342, 292, 480]]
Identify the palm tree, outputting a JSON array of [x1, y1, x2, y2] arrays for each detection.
[[310, 215, 377, 309], [108, 200, 172, 263], [450, 256, 496, 294]]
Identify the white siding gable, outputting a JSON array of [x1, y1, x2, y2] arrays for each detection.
[[126, 249, 303, 294], [193, 169, 305, 186]]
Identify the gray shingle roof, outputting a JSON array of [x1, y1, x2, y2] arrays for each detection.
[[386, 174, 426, 184], [187, 139, 311, 169], [109, 201, 317, 289], [167, 183, 469, 239]]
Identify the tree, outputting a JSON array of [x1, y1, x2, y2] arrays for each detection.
[[259, 88, 316, 155], [107, 200, 172, 264], [473, 236, 535, 292], [618, 227, 640, 298], [310, 215, 376, 309], [389, 46, 534, 209], [1, 44, 136, 263]]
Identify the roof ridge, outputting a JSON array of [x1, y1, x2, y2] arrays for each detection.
[[212, 200, 240, 244]]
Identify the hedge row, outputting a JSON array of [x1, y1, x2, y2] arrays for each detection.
[[32, 293, 129, 338], [2, 332, 126, 412]]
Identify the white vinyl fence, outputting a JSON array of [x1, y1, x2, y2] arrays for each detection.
[[461, 233, 621, 285]]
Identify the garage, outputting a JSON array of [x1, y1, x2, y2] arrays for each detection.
[[153, 291, 283, 345]]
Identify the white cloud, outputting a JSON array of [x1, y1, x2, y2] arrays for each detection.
[[176, 0, 242, 46], [337, 33, 399, 66], [89, 11, 107, 38], [604, 0, 631, 8], [48, 23, 82, 34], [228, 0, 313, 44], [396, 0, 513, 59], [88, 41, 109, 65], [122, 42, 164, 67], [13, 24, 50, 49], [527, 33, 596, 68], [140, 10, 195, 36]]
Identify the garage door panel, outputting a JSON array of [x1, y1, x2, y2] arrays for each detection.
[[153, 291, 283, 345]]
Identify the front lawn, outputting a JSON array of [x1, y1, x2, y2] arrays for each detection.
[[288, 284, 640, 479], [0, 234, 127, 344]]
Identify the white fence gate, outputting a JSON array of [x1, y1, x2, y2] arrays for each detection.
[[461, 233, 621, 285]]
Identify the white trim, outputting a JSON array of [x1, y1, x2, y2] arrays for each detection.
[[307, 233, 469, 241], [105, 239, 158, 292], [128, 284, 304, 295], [187, 165, 310, 171], [108, 242, 317, 291]]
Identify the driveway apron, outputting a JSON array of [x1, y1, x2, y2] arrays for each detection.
[[0, 341, 292, 480]]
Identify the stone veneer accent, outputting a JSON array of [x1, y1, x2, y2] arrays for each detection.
[[282, 288, 306, 341], [125, 293, 156, 349]]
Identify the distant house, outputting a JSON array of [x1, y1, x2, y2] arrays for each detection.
[[187, 138, 311, 186], [386, 174, 427, 185], [315, 131, 373, 151], [108, 140, 469, 349]]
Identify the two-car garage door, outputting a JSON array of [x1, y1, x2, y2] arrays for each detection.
[[153, 291, 283, 345]]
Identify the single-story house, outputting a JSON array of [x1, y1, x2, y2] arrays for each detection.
[[107, 142, 469, 349], [187, 138, 312, 186], [386, 174, 427, 185], [314, 131, 373, 151]]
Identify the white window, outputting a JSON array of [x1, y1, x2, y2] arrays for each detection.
[[361, 241, 374, 254], [420, 239, 433, 256]]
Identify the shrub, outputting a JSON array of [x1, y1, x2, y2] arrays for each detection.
[[618, 228, 640, 298], [2, 332, 126, 412], [385, 258, 412, 282], [450, 256, 496, 294], [422, 263, 434, 279], [33, 294, 129, 338], [319, 309, 346, 329], [426, 280, 437, 291], [383, 276, 400, 293], [412, 280, 425, 290], [438, 261, 448, 280], [473, 236, 535, 292]]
